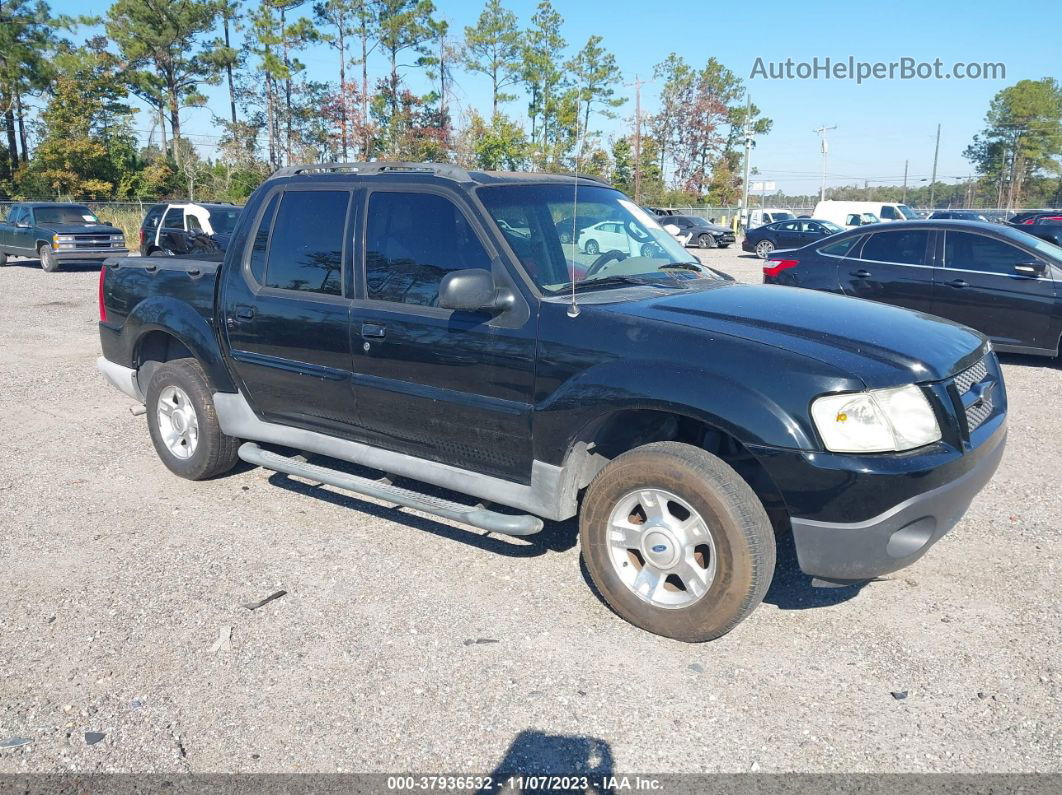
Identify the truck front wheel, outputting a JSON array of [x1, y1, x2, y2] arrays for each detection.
[[580, 442, 776, 642], [145, 358, 239, 480], [38, 244, 58, 272]]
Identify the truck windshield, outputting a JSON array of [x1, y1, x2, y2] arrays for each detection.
[[477, 183, 720, 293], [34, 206, 99, 224], [896, 204, 919, 220]]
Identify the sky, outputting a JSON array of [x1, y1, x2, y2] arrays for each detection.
[[50, 0, 1060, 197]]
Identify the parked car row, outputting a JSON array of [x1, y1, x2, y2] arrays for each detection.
[[0, 201, 242, 271]]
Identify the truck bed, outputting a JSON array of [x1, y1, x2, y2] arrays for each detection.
[[101, 256, 220, 329]]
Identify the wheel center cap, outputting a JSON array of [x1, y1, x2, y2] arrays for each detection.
[[172, 412, 186, 433], [642, 527, 680, 569]]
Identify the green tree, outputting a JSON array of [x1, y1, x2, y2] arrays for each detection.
[[314, 0, 358, 158], [0, 0, 55, 176], [372, 0, 441, 136], [965, 78, 1062, 208], [521, 0, 565, 163], [106, 0, 220, 167], [463, 0, 521, 117], [566, 35, 624, 140], [24, 42, 136, 197], [653, 54, 761, 197], [460, 110, 528, 170]]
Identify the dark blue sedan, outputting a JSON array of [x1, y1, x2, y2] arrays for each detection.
[[742, 217, 843, 258], [761, 219, 1062, 357]]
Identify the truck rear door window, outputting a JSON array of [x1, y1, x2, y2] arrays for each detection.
[[162, 207, 184, 229], [263, 190, 349, 296]]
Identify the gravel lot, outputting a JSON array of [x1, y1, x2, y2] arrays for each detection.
[[0, 249, 1060, 775]]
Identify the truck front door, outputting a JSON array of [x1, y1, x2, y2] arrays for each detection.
[[346, 187, 537, 483], [220, 187, 360, 434]]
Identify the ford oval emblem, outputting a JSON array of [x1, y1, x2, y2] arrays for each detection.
[[651, 544, 668, 553]]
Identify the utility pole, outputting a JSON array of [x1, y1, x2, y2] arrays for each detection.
[[741, 96, 753, 226], [902, 159, 909, 203], [814, 125, 837, 202], [929, 123, 941, 208]]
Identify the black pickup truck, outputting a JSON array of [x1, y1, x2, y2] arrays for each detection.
[[96, 162, 1007, 642]]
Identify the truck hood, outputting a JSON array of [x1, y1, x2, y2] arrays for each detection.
[[46, 223, 123, 235], [610, 282, 986, 387]]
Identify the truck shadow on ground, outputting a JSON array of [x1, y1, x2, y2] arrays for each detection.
[[477, 729, 615, 793], [262, 450, 866, 610], [4, 258, 102, 272], [263, 452, 578, 557]]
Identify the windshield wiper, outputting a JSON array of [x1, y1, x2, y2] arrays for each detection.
[[570, 275, 683, 292]]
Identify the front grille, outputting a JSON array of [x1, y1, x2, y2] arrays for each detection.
[[73, 235, 114, 249], [953, 359, 987, 394], [953, 357, 993, 434]]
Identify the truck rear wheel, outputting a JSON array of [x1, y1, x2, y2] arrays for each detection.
[[38, 244, 58, 272], [580, 441, 775, 642], [145, 358, 239, 480], [0, 251, 7, 266]]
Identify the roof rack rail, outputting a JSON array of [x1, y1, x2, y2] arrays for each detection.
[[268, 161, 473, 182], [569, 172, 611, 186]]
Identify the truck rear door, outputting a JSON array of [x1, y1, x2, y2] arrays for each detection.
[[220, 186, 360, 434]]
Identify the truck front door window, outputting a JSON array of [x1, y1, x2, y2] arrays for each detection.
[[365, 191, 490, 306]]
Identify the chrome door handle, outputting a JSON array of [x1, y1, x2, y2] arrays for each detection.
[[361, 323, 386, 338]]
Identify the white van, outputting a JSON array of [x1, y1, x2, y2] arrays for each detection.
[[747, 208, 796, 229], [813, 200, 918, 228]]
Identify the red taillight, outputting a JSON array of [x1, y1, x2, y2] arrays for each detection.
[[98, 265, 107, 323], [139, 227, 145, 245], [1040, 215, 1062, 222], [1021, 219, 1034, 225], [763, 258, 799, 278]]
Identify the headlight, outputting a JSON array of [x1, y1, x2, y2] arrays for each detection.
[[111, 235, 125, 246], [811, 385, 941, 453]]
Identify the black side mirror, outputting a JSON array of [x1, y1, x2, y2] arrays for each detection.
[[438, 268, 514, 314], [1013, 261, 1046, 277]]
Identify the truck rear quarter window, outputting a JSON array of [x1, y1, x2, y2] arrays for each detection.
[[263, 190, 349, 296], [249, 194, 279, 283], [364, 191, 490, 306]]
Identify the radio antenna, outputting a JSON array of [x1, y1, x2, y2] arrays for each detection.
[[567, 110, 587, 319]]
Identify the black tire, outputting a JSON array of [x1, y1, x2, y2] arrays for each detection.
[[698, 233, 717, 249], [580, 441, 775, 642], [719, 244, 730, 249], [38, 244, 59, 272], [0, 250, 8, 266], [145, 358, 240, 480], [558, 230, 572, 244], [584, 239, 600, 255], [755, 239, 774, 259]]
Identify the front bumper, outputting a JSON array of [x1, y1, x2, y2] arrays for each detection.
[[752, 417, 1006, 582], [53, 247, 128, 262]]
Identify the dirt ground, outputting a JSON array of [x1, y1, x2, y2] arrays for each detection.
[[0, 249, 1059, 775]]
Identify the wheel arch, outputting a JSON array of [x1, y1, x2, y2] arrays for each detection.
[[124, 297, 236, 393], [558, 406, 792, 534]]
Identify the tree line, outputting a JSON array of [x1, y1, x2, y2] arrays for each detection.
[[0, 0, 769, 205], [2, 1, 1059, 208]]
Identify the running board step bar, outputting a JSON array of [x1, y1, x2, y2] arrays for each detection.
[[238, 442, 544, 537]]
